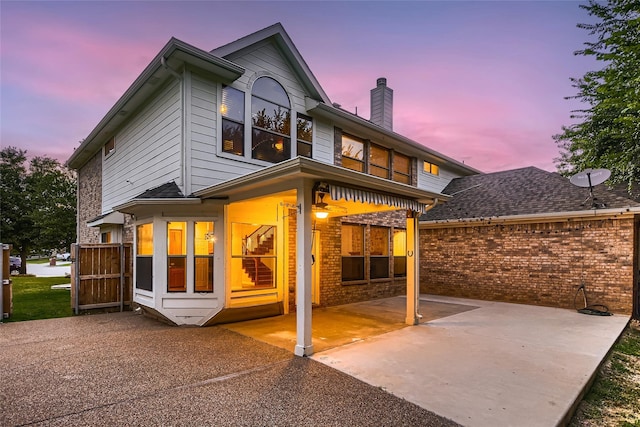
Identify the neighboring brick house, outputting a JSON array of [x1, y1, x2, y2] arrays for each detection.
[[66, 23, 479, 356], [420, 167, 640, 317]]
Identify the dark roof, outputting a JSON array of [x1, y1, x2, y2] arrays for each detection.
[[422, 167, 640, 221], [136, 182, 185, 199]]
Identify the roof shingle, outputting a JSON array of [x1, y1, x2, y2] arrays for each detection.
[[422, 167, 640, 221]]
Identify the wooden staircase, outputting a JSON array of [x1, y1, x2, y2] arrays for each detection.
[[242, 233, 274, 287]]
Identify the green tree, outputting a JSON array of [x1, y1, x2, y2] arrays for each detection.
[[0, 147, 76, 272], [554, 0, 640, 195]]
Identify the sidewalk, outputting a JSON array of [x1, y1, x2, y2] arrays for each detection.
[[24, 261, 71, 277]]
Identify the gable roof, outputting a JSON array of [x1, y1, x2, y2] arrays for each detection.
[[422, 166, 640, 222], [66, 38, 245, 170], [211, 23, 330, 105]]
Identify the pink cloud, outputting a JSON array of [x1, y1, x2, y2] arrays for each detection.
[[2, 10, 160, 105]]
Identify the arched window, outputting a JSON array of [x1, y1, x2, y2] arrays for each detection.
[[251, 77, 291, 163]]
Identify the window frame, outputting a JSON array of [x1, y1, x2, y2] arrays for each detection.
[[369, 226, 390, 280], [104, 137, 115, 157], [251, 77, 292, 163], [221, 86, 245, 156], [194, 221, 214, 293], [341, 223, 365, 282], [135, 223, 153, 292], [424, 161, 440, 176], [393, 229, 407, 278], [296, 112, 313, 158], [341, 133, 414, 184]]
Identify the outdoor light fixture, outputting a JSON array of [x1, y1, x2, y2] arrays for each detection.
[[205, 231, 216, 242], [314, 209, 329, 219]]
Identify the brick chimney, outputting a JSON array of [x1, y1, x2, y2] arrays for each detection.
[[370, 77, 393, 131]]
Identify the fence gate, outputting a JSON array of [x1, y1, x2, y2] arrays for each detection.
[[71, 243, 132, 314]]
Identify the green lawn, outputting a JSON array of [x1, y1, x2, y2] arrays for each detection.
[[5, 276, 73, 322], [570, 320, 640, 426]]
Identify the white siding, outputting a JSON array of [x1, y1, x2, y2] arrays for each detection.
[[188, 40, 328, 193], [312, 118, 334, 164], [418, 161, 461, 194], [102, 80, 182, 211]]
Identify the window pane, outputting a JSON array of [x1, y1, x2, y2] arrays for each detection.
[[342, 257, 364, 281], [341, 224, 364, 255], [370, 145, 389, 168], [167, 222, 186, 255], [370, 227, 389, 256], [394, 153, 410, 174], [297, 141, 312, 158], [297, 114, 313, 143], [137, 223, 153, 255], [231, 223, 276, 291], [393, 173, 411, 184], [251, 128, 291, 163], [394, 256, 407, 277], [136, 257, 153, 291], [222, 119, 244, 155], [221, 86, 244, 122], [194, 222, 214, 255], [370, 165, 389, 179], [194, 222, 214, 293], [342, 157, 364, 172], [252, 98, 291, 135], [252, 77, 290, 107], [393, 230, 407, 277], [342, 135, 364, 161], [370, 257, 389, 279], [168, 256, 186, 292], [195, 257, 213, 292]]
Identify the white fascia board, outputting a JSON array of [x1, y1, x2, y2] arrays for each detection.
[[420, 205, 640, 228], [211, 23, 331, 104], [305, 98, 481, 176], [86, 211, 125, 227], [66, 38, 244, 170], [193, 156, 447, 205], [114, 198, 202, 214]]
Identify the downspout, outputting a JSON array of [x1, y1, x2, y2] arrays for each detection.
[[161, 56, 187, 193]]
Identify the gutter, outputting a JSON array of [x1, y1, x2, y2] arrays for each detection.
[[305, 98, 481, 176], [420, 205, 640, 228]]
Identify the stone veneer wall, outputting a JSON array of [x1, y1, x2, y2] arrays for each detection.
[[77, 152, 102, 243], [318, 210, 409, 307], [420, 217, 637, 314]]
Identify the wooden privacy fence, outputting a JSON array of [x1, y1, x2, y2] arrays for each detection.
[[71, 243, 133, 314]]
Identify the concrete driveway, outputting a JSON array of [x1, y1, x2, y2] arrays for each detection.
[[0, 295, 629, 426], [0, 310, 454, 426]]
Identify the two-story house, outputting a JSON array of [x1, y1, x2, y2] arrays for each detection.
[[67, 23, 479, 356]]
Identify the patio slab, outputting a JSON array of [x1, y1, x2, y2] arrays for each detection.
[[313, 295, 630, 427]]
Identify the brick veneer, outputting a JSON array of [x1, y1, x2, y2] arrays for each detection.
[[77, 152, 102, 243], [420, 217, 637, 314], [318, 211, 409, 307]]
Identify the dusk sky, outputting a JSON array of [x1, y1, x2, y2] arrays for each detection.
[[1, 1, 599, 173]]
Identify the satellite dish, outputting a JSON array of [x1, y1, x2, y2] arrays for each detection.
[[569, 168, 611, 209], [569, 168, 611, 188]]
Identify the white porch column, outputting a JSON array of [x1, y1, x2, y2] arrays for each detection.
[[294, 180, 314, 356], [406, 211, 421, 325]]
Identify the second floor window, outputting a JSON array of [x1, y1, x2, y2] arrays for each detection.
[[341, 133, 414, 185], [251, 77, 291, 163], [221, 86, 245, 156]]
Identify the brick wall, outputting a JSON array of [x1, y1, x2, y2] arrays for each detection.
[[77, 152, 102, 244], [317, 211, 408, 307], [420, 217, 636, 314]]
